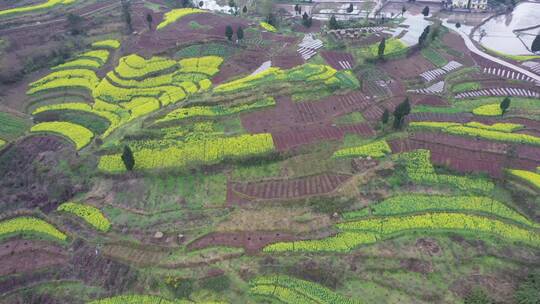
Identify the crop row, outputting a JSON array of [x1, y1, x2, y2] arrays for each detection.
[[156, 97, 276, 123], [260, 22, 277, 32], [31, 121, 94, 150], [91, 39, 121, 50], [332, 140, 390, 159], [250, 275, 360, 304], [57, 202, 111, 232], [178, 56, 223, 76], [409, 121, 539, 146], [264, 212, 540, 253], [213, 64, 359, 93], [87, 294, 215, 304], [0, 216, 67, 242], [508, 169, 540, 190], [343, 194, 537, 227], [157, 8, 205, 30], [52, 59, 102, 71], [0, 0, 74, 17], [395, 149, 495, 192], [98, 133, 275, 172], [115, 54, 178, 80], [473, 104, 502, 116], [27, 69, 100, 95]]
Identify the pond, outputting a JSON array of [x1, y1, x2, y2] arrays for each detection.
[[473, 2, 540, 55]]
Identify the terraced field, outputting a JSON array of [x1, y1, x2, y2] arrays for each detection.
[[0, 2, 538, 304]]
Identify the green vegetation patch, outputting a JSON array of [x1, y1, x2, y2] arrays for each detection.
[[58, 202, 111, 232], [0, 111, 31, 141], [451, 82, 481, 93], [508, 169, 540, 190], [421, 47, 448, 67]]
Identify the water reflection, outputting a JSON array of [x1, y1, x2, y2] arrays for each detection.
[[473, 2, 540, 55]]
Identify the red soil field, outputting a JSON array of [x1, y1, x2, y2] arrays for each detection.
[[321, 51, 356, 70], [227, 173, 352, 204], [272, 123, 375, 151], [381, 52, 435, 80], [242, 93, 376, 133], [390, 132, 539, 178]]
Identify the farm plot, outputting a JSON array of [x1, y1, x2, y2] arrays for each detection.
[[297, 34, 323, 60], [409, 81, 445, 95], [188, 231, 300, 253], [0, 239, 68, 277], [250, 275, 361, 304], [241, 93, 375, 134], [321, 51, 356, 70], [272, 123, 375, 151], [227, 173, 352, 204], [419, 61, 462, 83], [455, 87, 540, 99], [98, 133, 275, 173], [471, 53, 540, 85], [409, 121, 540, 146], [390, 133, 540, 178], [30, 50, 224, 142], [381, 52, 434, 81], [0, 111, 31, 142], [357, 66, 397, 99], [0, 0, 74, 18], [213, 63, 358, 94]]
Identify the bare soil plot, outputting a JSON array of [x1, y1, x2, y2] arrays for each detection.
[[102, 244, 167, 267], [321, 51, 356, 70], [242, 93, 375, 134], [0, 135, 83, 212], [188, 231, 298, 254], [0, 239, 68, 276], [227, 173, 352, 204], [272, 123, 375, 151], [380, 52, 435, 81]]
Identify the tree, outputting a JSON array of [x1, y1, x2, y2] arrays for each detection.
[[225, 25, 233, 41], [378, 37, 386, 59], [303, 16, 313, 28], [532, 34, 540, 53], [422, 5, 429, 16], [418, 25, 430, 47], [121, 0, 132, 33], [242, 5, 247, 13], [401, 5, 406, 16], [294, 4, 299, 14], [146, 13, 153, 31], [67, 13, 84, 35], [347, 3, 354, 13], [199, 1, 203, 7], [329, 15, 338, 29], [393, 97, 411, 129], [236, 26, 244, 41], [121, 146, 135, 171], [456, 22, 461, 28], [381, 109, 389, 125], [181, 0, 192, 7], [500, 96, 511, 116]]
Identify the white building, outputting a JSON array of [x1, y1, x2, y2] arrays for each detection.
[[452, 0, 488, 10]]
